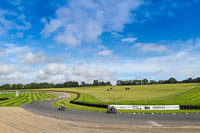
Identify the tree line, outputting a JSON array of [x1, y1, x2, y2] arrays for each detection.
[[0, 80, 112, 90], [117, 77, 200, 86], [0, 77, 199, 90]]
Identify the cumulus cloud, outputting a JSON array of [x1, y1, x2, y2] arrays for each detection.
[[35, 63, 68, 83], [0, 65, 15, 75], [0, 43, 32, 63], [23, 52, 46, 64], [4, 43, 31, 55], [22, 51, 69, 64], [97, 49, 112, 56], [0, 43, 69, 65], [43, 63, 68, 76], [133, 42, 168, 53], [89, 50, 200, 81], [1, 38, 200, 84], [35, 63, 116, 84], [0, 62, 116, 85], [41, 0, 143, 47], [0, 65, 29, 84], [122, 37, 137, 43], [70, 65, 116, 82]]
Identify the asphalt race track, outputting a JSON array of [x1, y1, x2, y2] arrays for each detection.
[[22, 99, 200, 127]]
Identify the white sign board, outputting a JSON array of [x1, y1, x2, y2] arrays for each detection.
[[108, 105, 180, 110]]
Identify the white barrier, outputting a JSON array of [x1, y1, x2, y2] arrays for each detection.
[[108, 105, 180, 110]]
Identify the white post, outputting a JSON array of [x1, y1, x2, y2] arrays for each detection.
[[15, 91, 19, 97]]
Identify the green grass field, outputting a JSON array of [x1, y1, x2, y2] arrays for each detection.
[[42, 83, 198, 105], [0, 92, 58, 106], [1, 83, 200, 113], [54, 93, 107, 112], [46, 83, 200, 113], [45, 84, 197, 101]]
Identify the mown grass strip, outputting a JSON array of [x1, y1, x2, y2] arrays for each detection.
[[54, 93, 107, 112], [0, 92, 58, 107]]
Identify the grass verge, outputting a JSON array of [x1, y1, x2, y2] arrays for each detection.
[[54, 92, 200, 113], [53, 93, 107, 112]]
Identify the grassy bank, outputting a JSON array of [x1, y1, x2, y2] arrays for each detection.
[[0, 92, 58, 106], [52, 83, 200, 113], [41, 83, 197, 105]]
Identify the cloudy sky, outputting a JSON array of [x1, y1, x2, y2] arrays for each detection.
[[0, 0, 200, 84]]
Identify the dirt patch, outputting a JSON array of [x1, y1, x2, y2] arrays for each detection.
[[0, 107, 200, 133]]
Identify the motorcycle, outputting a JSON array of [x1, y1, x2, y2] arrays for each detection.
[[58, 106, 65, 111], [106, 106, 117, 114]]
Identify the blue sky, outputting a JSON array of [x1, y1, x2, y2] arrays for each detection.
[[0, 0, 200, 84]]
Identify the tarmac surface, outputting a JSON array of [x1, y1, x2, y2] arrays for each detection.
[[22, 99, 200, 127]]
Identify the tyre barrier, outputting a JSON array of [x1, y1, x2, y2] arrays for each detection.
[[180, 105, 200, 110], [70, 101, 108, 108], [0, 98, 9, 101]]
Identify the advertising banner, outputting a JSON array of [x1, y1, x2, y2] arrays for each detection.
[[108, 105, 180, 110]]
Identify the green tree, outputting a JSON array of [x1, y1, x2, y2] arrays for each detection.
[[168, 77, 177, 83], [142, 79, 149, 85], [150, 80, 157, 84], [81, 82, 85, 86], [93, 80, 99, 86]]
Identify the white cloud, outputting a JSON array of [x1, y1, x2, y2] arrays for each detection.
[[0, 9, 31, 37], [122, 37, 137, 43], [70, 65, 116, 83], [0, 63, 114, 84], [0, 49, 199, 84], [0, 43, 32, 63], [4, 43, 31, 55], [41, 0, 143, 47], [1, 38, 200, 84], [183, 38, 200, 50], [0, 65, 28, 84], [35, 63, 68, 83], [0, 9, 14, 35], [0, 65, 15, 75], [0, 49, 5, 57], [87, 50, 200, 81], [23, 52, 46, 64], [22, 51, 67, 64], [0, 65, 37, 85], [133, 42, 168, 53], [35, 63, 116, 84], [97, 49, 112, 56], [43, 63, 68, 76], [0, 43, 69, 65]]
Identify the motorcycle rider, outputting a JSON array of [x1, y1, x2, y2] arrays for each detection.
[[60, 103, 65, 110]]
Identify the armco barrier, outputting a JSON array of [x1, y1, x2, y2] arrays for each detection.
[[0, 98, 9, 101]]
